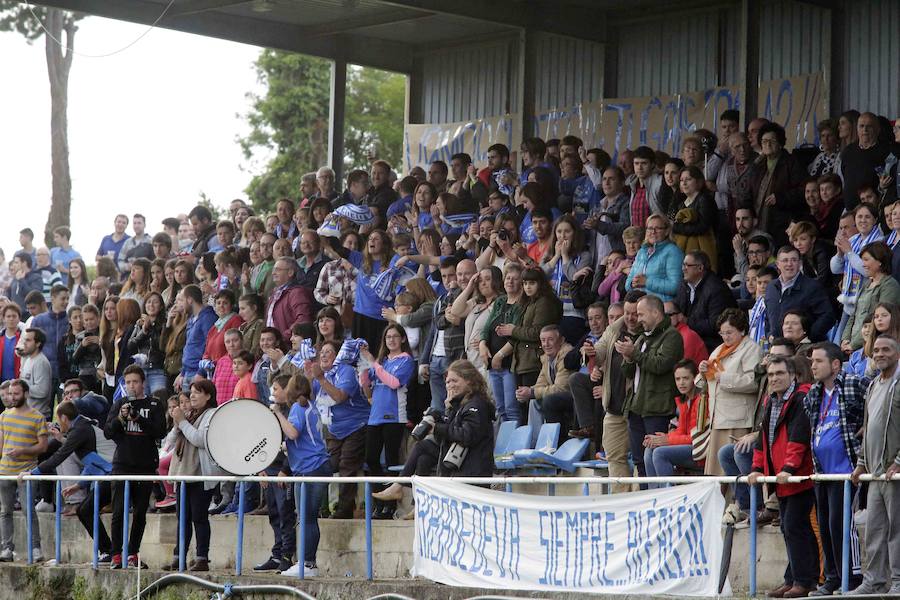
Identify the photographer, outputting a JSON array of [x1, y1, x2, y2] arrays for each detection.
[[103, 365, 166, 569], [374, 360, 495, 503]]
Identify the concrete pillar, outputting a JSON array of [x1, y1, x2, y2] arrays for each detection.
[[739, 0, 760, 126]]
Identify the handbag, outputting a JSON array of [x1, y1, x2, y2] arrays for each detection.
[[690, 389, 711, 464], [570, 275, 596, 310]]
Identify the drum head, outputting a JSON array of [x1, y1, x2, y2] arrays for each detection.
[[206, 399, 282, 475]]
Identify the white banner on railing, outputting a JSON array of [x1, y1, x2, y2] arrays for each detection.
[[411, 478, 727, 597]]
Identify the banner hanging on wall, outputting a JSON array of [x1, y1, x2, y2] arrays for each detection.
[[403, 114, 522, 173], [411, 478, 727, 597]]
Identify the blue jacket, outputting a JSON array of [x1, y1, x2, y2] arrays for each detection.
[[31, 310, 68, 379], [765, 273, 836, 342], [625, 240, 684, 302], [9, 270, 43, 311], [181, 305, 217, 379]]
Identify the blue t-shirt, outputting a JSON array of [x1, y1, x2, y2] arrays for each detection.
[[96, 234, 130, 269], [418, 212, 434, 231], [348, 250, 392, 320], [519, 207, 561, 245], [367, 354, 415, 426], [285, 402, 330, 475], [49, 247, 81, 285], [1, 334, 16, 381], [387, 195, 412, 219], [813, 388, 853, 474], [312, 363, 370, 439]]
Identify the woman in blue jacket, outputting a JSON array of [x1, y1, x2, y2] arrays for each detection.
[[307, 339, 370, 519], [625, 213, 684, 302], [346, 230, 395, 349], [359, 323, 415, 519]]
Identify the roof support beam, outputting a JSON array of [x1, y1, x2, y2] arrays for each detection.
[[300, 8, 434, 39], [168, 0, 252, 18], [378, 0, 606, 43], [32, 0, 416, 72], [738, 0, 760, 123], [328, 60, 347, 184]]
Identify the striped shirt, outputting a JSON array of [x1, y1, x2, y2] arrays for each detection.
[[0, 408, 48, 475]]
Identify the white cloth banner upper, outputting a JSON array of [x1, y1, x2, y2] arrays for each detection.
[[411, 478, 727, 596]]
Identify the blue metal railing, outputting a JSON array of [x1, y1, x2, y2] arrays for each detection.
[[6, 473, 893, 594]]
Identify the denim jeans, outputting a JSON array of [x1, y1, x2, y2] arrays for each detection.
[[293, 463, 332, 563], [0, 480, 41, 553], [627, 413, 671, 488], [264, 465, 296, 561], [143, 368, 168, 395], [642, 445, 697, 489], [489, 368, 518, 423], [429, 356, 452, 413], [718, 442, 754, 510]]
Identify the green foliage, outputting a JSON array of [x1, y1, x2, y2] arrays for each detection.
[[239, 50, 405, 213], [198, 191, 226, 221], [239, 49, 331, 213], [0, 2, 83, 42], [344, 65, 405, 172]]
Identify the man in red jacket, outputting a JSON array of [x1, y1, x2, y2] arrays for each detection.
[[265, 258, 313, 340], [749, 356, 818, 598]]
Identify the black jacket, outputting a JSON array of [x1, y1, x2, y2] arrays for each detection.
[[126, 319, 166, 370], [104, 395, 167, 474], [191, 223, 218, 259], [71, 329, 103, 378], [765, 273, 836, 342], [674, 273, 738, 352], [840, 142, 892, 209], [35, 415, 99, 474], [745, 151, 806, 248], [800, 238, 836, 291], [433, 393, 495, 477]]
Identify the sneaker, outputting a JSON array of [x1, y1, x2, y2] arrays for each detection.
[[0, 549, 13, 562], [32, 549, 43, 562], [110, 554, 123, 569], [34, 501, 54, 513], [97, 553, 112, 564], [254, 557, 281, 571], [846, 582, 887, 595], [127, 554, 148, 569], [808, 583, 838, 596], [155, 496, 176, 510], [281, 561, 319, 577], [278, 557, 293, 572], [887, 584, 900, 595]]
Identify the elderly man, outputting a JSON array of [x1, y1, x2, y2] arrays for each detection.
[[850, 335, 900, 595], [565, 303, 609, 442], [841, 112, 892, 209], [265, 258, 313, 341], [521, 325, 575, 445], [315, 167, 337, 202], [766, 245, 835, 342], [618, 294, 683, 486]]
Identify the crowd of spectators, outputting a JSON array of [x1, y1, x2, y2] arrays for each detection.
[[0, 110, 898, 592]]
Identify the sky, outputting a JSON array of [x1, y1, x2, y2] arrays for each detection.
[[0, 13, 264, 263]]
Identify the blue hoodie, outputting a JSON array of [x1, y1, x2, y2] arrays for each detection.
[[181, 305, 217, 380]]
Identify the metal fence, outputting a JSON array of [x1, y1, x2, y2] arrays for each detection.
[[3, 473, 895, 597]]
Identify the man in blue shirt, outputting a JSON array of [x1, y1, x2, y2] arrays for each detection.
[[175, 284, 217, 392], [805, 342, 866, 595], [95, 214, 130, 275], [50, 226, 81, 285]]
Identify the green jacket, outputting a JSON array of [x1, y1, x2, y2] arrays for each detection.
[[510, 294, 563, 375], [844, 276, 900, 350], [622, 316, 683, 417]]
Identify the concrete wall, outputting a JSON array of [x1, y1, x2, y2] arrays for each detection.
[[9, 509, 810, 592]]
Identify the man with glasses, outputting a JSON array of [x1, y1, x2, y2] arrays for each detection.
[[674, 250, 736, 352], [765, 246, 835, 342]]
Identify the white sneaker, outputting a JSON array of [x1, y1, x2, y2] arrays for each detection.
[[32, 549, 44, 562], [34, 501, 54, 513], [0, 549, 13, 562], [280, 562, 319, 577]]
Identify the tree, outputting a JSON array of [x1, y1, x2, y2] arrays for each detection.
[[239, 50, 405, 212], [343, 65, 405, 172], [239, 50, 331, 213], [0, 3, 82, 246]]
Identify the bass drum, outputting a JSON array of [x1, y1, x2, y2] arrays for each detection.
[[205, 399, 282, 476]]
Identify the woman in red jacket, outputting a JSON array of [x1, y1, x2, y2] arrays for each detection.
[[202, 289, 243, 363], [642, 359, 706, 488]]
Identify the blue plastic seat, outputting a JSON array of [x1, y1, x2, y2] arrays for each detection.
[[512, 438, 591, 473], [494, 425, 534, 470], [494, 421, 517, 455], [508, 423, 562, 471]]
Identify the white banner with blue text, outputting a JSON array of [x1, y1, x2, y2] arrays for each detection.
[[411, 478, 727, 596]]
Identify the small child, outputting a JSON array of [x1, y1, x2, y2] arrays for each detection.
[[231, 350, 259, 400], [394, 292, 420, 357]]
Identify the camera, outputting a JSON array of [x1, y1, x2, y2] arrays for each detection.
[[497, 229, 508, 242], [123, 395, 139, 420], [411, 408, 442, 441], [442, 443, 469, 471]]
